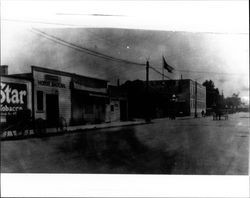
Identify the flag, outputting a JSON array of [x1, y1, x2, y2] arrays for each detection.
[[162, 56, 174, 73]]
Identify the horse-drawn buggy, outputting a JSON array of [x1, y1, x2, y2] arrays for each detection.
[[212, 108, 229, 120]]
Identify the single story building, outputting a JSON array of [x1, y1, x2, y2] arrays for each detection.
[[1, 65, 128, 128]]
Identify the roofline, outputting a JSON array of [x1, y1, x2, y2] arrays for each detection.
[[31, 65, 109, 82], [150, 79, 191, 82], [149, 79, 205, 87], [0, 74, 33, 81]]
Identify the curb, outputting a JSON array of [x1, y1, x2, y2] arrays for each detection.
[[1, 121, 147, 141]]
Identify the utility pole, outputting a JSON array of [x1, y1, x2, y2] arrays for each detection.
[[117, 78, 120, 87], [145, 60, 150, 122], [146, 60, 149, 92], [194, 81, 198, 118], [162, 63, 164, 81]]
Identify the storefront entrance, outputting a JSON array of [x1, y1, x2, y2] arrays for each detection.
[[71, 89, 107, 125], [46, 94, 59, 127]]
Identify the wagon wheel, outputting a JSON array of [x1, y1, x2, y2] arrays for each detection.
[[34, 118, 47, 136]]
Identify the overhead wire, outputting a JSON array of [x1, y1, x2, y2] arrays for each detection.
[[31, 28, 145, 66], [149, 66, 172, 80], [31, 28, 173, 80], [4, 19, 244, 78], [176, 69, 247, 76], [152, 66, 247, 76], [34, 26, 242, 81], [2, 18, 80, 27]]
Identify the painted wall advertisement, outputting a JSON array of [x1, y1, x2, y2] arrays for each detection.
[[0, 82, 27, 114]]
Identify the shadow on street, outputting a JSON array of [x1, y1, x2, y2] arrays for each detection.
[[56, 128, 182, 174]]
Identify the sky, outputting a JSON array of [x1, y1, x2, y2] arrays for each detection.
[[1, 1, 249, 102]]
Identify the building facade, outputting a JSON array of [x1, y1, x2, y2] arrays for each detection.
[[2, 65, 127, 128], [70, 71, 109, 125], [189, 80, 206, 116], [149, 79, 206, 117], [31, 66, 110, 126]]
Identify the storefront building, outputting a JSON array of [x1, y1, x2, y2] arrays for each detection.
[[31, 66, 72, 127], [70, 73, 108, 125], [30, 66, 110, 126], [6, 65, 128, 127]]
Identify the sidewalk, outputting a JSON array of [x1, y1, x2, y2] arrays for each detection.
[[2, 119, 146, 139], [54, 119, 146, 133]]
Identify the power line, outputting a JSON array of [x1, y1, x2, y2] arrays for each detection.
[[176, 69, 247, 76], [5, 19, 246, 77], [151, 66, 247, 76], [30, 28, 162, 80], [2, 18, 80, 27], [31, 28, 174, 81], [56, 13, 126, 17], [31, 28, 240, 81], [31, 28, 173, 80], [31, 28, 145, 66], [3, 18, 248, 35], [30, 28, 209, 81], [149, 66, 172, 80], [30, 29, 118, 61]]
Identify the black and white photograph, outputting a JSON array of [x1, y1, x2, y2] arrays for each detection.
[[1, 0, 249, 197]]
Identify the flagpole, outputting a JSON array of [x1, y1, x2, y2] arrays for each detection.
[[146, 60, 150, 123], [162, 55, 164, 81], [162, 62, 164, 81]]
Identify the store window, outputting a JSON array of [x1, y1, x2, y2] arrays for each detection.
[[37, 91, 44, 111]]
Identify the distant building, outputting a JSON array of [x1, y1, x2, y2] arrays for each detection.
[[149, 79, 206, 117], [121, 79, 206, 119]]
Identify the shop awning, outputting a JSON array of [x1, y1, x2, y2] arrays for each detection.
[[71, 81, 107, 94]]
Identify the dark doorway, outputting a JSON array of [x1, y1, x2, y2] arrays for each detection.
[[46, 94, 59, 127], [120, 100, 128, 121]]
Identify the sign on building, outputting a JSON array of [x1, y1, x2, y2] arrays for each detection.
[[0, 82, 27, 114]]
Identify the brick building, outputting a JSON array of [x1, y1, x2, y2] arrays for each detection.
[[149, 79, 206, 117]]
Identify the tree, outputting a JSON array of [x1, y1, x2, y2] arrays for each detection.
[[202, 80, 220, 108], [224, 93, 241, 110]]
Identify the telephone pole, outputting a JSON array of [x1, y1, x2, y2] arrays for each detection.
[[145, 60, 150, 122], [162, 63, 164, 81], [194, 80, 198, 118], [146, 60, 149, 93]]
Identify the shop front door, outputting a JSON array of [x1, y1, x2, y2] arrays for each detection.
[[46, 94, 59, 127]]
